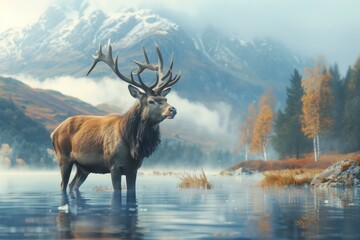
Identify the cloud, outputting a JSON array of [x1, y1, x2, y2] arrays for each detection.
[[16, 74, 135, 110], [166, 92, 232, 135], [11, 74, 236, 147], [0, 0, 57, 32]]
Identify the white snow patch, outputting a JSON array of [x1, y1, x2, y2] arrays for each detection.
[[0, 5, 179, 58]]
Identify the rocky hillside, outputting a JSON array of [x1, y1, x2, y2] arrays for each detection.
[[0, 98, 53, 167], [0, 77, 105, 130]]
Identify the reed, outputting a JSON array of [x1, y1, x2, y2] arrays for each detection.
[[260, 169, 322, 187], [178, 169, 213, 190]]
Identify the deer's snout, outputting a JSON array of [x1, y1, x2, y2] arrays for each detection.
[[166, 106, 177, 119]]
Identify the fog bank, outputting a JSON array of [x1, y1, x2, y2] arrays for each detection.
[[12, 74, 237, 149]]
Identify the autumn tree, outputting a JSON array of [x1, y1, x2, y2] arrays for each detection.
[[237, 102, 257, 161], [301, 59, 332, 161], [302, 85, 320, 161], [319, 69, 334, 135], [251, 91, 274, 161]]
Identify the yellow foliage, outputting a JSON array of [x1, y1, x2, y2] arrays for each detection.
[[319, 71, 333, 134], [238, 102, 257, 151], [251, 92, 274, 154], [301, 87, 320, 138], [301, 59, 333, 138]]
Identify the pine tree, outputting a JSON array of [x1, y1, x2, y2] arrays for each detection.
[[328, 64, 345, 152], [273, 69, 310, 159], [272, 110, 290, 158], [343, 58, 360, 151]]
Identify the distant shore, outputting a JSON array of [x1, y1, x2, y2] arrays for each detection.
[[222, 152, 360, 187], [225, 152, 360, 172]]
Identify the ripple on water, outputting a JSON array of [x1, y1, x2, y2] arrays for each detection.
[[1, 172, 360, 239]]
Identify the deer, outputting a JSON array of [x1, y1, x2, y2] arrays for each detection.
[[51, 40, 181, 196]]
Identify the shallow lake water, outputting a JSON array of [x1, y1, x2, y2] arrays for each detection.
[[1, 170, 360, 239]]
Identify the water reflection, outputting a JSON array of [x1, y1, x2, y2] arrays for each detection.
[[254, 187, 360, 239], [294, 187, 360, 238], [57, 191, 141, 239], [1, 172, 360, 239]]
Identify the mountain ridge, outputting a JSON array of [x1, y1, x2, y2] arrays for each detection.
[[0, 76, 105, 130], [0, 2, 310, 110]]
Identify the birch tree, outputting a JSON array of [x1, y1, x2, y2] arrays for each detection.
[[238, 102, 257, 161], [301, 59, 332, 161], [251, 92, 274, 161], [301, 85, 320, 161]]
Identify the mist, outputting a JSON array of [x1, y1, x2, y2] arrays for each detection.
[[13, 74, 238, 149]]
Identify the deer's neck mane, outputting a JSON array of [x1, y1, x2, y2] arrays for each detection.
[[122, 102, 161, 160]]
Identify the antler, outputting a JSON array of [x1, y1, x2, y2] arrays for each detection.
[[133, 43, 181, 95], [87, 40, 181, 96], [87, 39, 152, 95]]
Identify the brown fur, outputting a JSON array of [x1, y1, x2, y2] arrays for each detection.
[[51, 98, 172, 193], [69, 43, 180, 196]]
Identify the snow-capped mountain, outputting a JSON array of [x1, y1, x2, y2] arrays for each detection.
[[194, 27, 309, 88], [0, 1, 180, 76], [0, 1, 310, 109]]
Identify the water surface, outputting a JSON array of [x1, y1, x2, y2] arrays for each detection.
[[1, 171, 360, 239]]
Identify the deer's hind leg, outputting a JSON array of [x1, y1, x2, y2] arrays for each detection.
[[69, 165, 89, 191], [59, 157, 74, 192]]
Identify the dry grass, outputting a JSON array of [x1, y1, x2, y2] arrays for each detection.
[[178, 169, 213, 190], [341, 161, 353, 172], [152, 170, 175, 176], [260, 169, 323, 187]]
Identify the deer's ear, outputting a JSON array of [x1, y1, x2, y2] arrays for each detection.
[[160, 88, 171, 97], [128, 85, 144, 99]]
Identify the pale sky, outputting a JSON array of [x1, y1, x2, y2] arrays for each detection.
[[1, 0, 360, 74]]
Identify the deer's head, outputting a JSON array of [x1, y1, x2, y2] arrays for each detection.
[[87, 40, 181, 124]]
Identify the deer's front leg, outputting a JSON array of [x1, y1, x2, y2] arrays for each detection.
[[126, 170, 137, 191], [126, 170, 137, 201], [111, 167, 122, 191]]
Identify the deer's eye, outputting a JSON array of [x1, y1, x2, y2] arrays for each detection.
[[148, 100, 155, 105]]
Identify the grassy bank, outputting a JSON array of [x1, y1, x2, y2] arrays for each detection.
[[259, 169, 323, 187], [224, 152, 360, 187], [227, 152, 360, 172]]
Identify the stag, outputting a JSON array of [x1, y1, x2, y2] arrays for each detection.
[[51, 40, 181, 194]]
